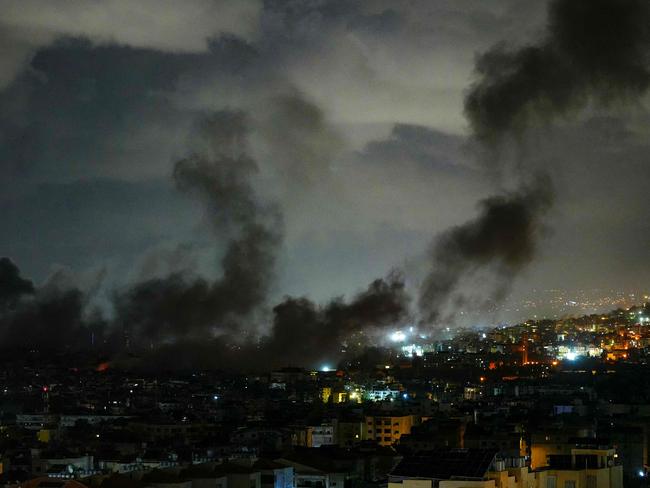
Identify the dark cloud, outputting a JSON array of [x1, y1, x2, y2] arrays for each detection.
[[260, 94, 343, 192], [465, 0, 650, 144], [360, 124, 469, 173]]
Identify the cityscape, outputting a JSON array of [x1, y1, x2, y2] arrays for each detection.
[[1, 300, 650, 488], [2, 1, 650, 488]]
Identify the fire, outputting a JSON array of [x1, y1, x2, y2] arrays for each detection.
[[96, 361, 110, 372]]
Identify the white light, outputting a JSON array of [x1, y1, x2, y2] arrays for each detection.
[[639, 470, 645, 478], [390, 331, 406, 342], [321, 365, 331, 372], [213, 395, 219, 400], [481, 333, 487, 339], [409, 326, 414, 333], [402, 393, 408, 399], [565, 351, 577, 361]]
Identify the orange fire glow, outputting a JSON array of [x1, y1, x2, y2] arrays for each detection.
[[96, 362, 110, 372]]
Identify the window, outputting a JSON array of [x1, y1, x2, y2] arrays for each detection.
[[384, 429, 391, 433], [384, 436, 391, 442], [547, 476, 556, 488], [564, 481, 575, 488]]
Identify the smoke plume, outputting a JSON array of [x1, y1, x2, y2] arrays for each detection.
[[419, 177, 551, 324], [465, 0, 650, 144], [0, 258, 105, 349], [114, 111, 282, 344], [418, 0, 650, 326], [262, 272, 409, 367], [0, 257, 34, 309]]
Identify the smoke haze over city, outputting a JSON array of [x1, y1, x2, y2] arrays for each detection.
[[2, 0, 650, 368]]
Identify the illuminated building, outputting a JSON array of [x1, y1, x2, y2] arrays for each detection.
[[389, 448, 623, 488], [364, 415, 417, 446]]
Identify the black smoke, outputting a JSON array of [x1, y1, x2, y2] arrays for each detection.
[[262, 273, 409, 368], [419, 0, 650, 326], [0, 258, 105, 349], [465, 0, 650, 144], [0, 257, 34, 309], [111, 273, 409, 371], [419, 177, 552, 324], [114, 111, 282, 344]]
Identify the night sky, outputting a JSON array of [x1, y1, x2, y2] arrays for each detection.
[[1, 1, 650, 362]]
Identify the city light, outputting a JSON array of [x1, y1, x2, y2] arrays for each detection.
[[565, 351, 577, 361], [390, 331, 406, 342], [321, 365, 331, 372]]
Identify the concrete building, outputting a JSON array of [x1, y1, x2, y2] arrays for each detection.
[[365, 415, 417, 447], [388, 448, 622, 488]]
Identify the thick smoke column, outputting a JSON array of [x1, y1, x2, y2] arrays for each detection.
[[419, 177, 551, 324], [465, 0, 650, 144], [115, 111, 282, 343], [419, 0, 650, 326]]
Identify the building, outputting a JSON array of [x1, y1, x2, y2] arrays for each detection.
[[388, 448, 623, 488], [365, 415, 417, 447], [309, 424, 335, 448]]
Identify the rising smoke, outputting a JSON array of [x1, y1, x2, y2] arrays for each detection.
[[419, 0, 650, 326], [114, 111, 282, 344], [419, 176, 552, 324], [4, 0, 650, 367], [0, 101, 408, 370], [465, 0, 650, 144], [261, 272, 409, 367]]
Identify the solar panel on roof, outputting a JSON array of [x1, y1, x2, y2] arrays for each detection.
[[391, 449, 498, 480]]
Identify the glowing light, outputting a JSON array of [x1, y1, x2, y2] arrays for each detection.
[[390, 331, 406, 342], [402, 393, 409, 399], [639, 470, 645, 478], [213, 394, 219, 400], [565, 351, 577, 361], [321, 365, 331, 372]]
